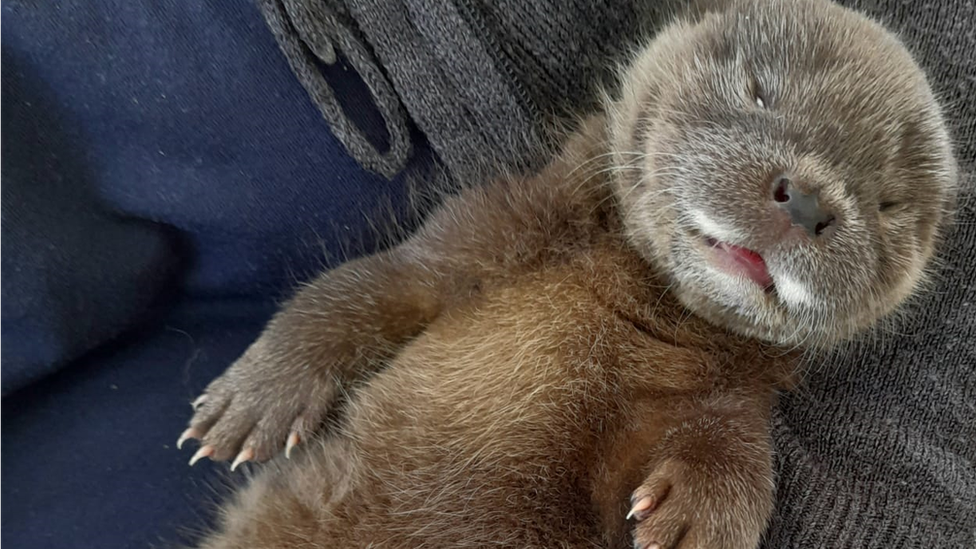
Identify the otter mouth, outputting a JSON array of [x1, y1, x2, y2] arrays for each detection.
[[704, 237, 774, 291]]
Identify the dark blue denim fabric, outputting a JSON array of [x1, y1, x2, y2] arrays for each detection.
[[1, 2, 435, 547]]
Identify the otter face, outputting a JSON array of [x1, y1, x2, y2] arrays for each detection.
[[609, 0, 957, 348]]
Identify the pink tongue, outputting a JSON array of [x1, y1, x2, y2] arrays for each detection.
[[717, 242, 772, 288]]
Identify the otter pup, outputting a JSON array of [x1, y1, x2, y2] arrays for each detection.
[[177, 0, 957, 547]]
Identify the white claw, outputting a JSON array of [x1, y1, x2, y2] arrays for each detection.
[[626, 496, 653, 520], [188, 445, 214, 466], [230, 447, 255, 472], [176, 428, 199, 450], [285, 432, 301, 459]]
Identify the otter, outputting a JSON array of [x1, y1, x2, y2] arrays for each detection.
[[176, 0, 957, 547]]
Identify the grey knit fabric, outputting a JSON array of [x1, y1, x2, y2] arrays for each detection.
[[259, 0, 669, 182], [258, 0, 413, 178], [261, 0, 975, 546]]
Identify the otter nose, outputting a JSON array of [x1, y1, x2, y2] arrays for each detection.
[[771, 174, 835, 237]]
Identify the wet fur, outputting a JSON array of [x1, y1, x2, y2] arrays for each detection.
[[182, 1, 957, 547]]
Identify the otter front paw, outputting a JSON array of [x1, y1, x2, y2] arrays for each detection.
[[627, 459, 768, 549], [177, 338, 337, 469]]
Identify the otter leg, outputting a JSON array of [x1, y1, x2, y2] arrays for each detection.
[[628, 393, 775, 549]]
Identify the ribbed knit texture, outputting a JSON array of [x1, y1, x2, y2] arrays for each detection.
[[262, 1, 975, 546]]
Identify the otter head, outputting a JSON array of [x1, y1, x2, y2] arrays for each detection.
[[608, 0, 957, 348]]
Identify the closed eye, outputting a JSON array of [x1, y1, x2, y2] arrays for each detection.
[[879, 201, 900, 212]]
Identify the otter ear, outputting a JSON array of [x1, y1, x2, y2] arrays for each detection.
[[886, 111, 958, 245], [892, 116, 926, 168], [892, 114, 958, 207], [607, 52, 661, 162]]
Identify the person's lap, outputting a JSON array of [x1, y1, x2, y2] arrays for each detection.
[[2, 299, 269, 549], [2, 3, 434, 548]]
